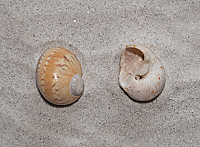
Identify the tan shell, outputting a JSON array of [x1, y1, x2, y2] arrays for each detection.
[[119, 45, 166, 101], [36, 47, 84, 105]]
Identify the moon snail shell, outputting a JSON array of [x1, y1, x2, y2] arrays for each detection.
[[36, 47, 84, 105], [119, 45, 166, 101]]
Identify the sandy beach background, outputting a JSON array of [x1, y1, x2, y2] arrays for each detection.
[[0, 0, 200, 146]]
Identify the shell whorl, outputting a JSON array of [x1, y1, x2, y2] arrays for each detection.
[[119, 45, 166, 101], [36, 47, 84, 105], [70, 74, 84, 96]]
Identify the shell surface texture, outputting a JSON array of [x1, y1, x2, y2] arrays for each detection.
[[119, 45, 166, 101], [36, 47, 84, 105]]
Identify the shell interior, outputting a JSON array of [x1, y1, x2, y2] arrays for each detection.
[[120, 47, 145, 83]]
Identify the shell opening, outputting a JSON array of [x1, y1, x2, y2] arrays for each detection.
[[135, 75, 142, 80], [120, 46, 149, 83], [70, 74, 84, 97]]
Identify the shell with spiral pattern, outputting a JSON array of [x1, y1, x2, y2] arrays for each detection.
[[119, 45, 166, 101], [36, 47, 84, 105]]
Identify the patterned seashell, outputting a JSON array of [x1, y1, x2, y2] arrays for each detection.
[[119, 45, 166, 101], [36, 47, 84, 105]]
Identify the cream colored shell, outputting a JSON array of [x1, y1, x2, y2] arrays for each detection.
[[119, 45, 166, 101], [36, 47, 84, 105]]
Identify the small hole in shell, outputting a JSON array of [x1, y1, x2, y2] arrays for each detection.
[[135, 75, 142, 80]]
